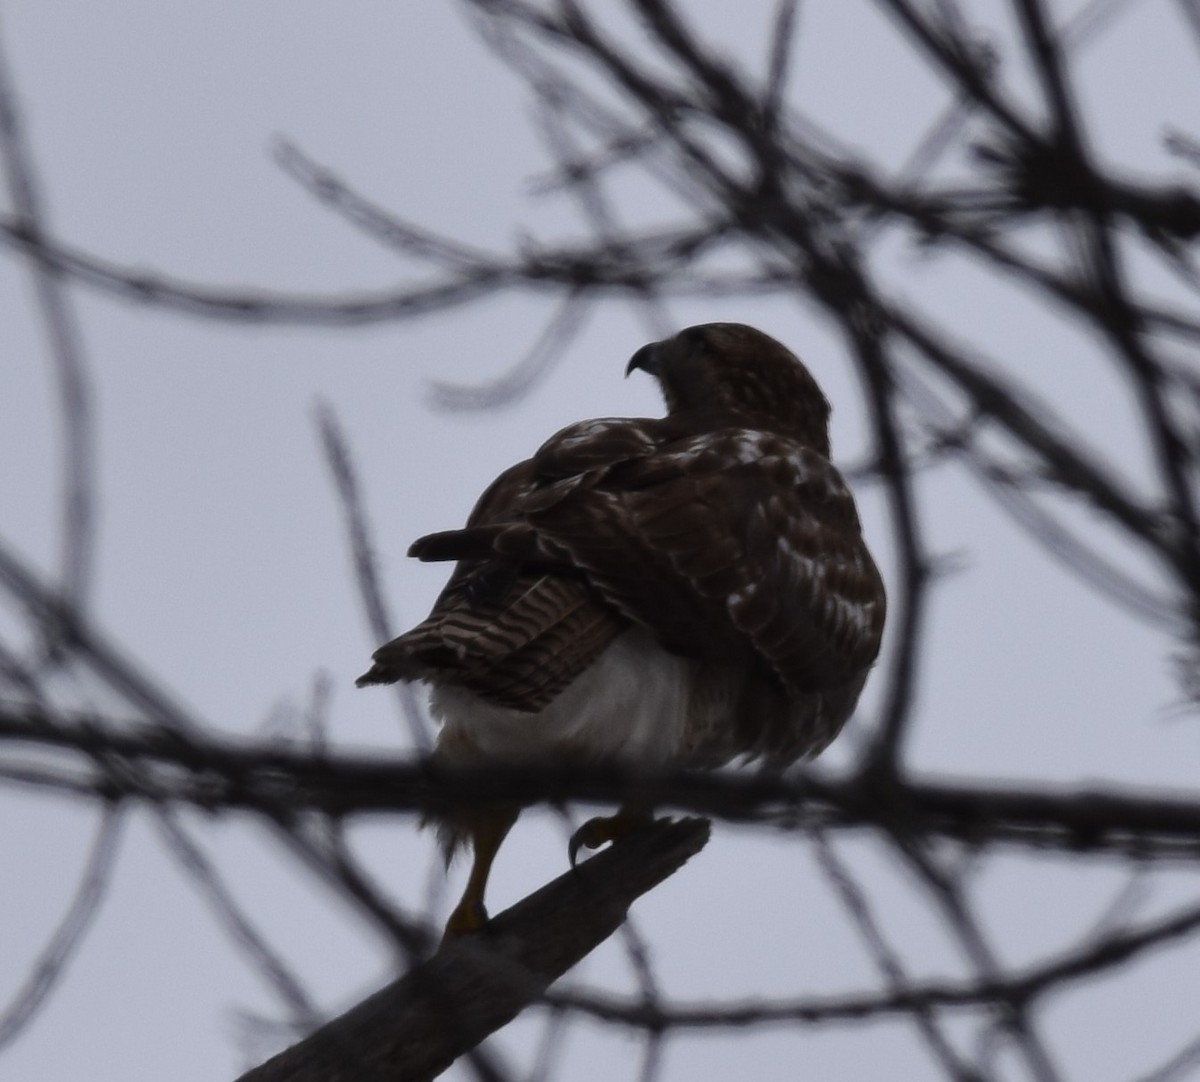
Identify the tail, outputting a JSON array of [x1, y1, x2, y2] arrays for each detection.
[[354, 617, 457, 687], [355, 657, 413, 687], [354, 655, 417, 687]]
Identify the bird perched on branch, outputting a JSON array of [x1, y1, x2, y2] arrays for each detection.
[[358, 323, 886, 936]]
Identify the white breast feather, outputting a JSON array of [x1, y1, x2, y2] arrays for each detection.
[[430, 627, 706, 766]]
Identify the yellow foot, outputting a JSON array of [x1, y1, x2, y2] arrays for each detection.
[[441, 900, 488, 942], [568, 811, 652, 866]]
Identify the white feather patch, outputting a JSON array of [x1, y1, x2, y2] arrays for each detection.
[[429, 627, 704, 766]]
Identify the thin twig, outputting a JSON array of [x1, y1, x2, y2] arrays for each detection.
[[0, 807, 124, 1051], [314, 401, 430, 750], [0, 13, 94, 639]]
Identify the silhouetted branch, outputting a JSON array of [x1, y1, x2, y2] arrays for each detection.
[[236, 818, 710, 1082], [425, 290, 591, 411], [0, 807, 124, 1051], [315, 402, 430, 751], [155, 811, 322, 1029], [545, 891, 1200, 1030], [4, 705, 1200, 860], [812, 830, 980, 1082], [0, 16, 94, 634]]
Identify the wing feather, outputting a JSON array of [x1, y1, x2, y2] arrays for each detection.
[[358, 415, 884, 712], [516, 429, 885, 694]]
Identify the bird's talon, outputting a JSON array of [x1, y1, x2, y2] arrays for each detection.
[[568, 817, 605, 866], [442, 900, 488, 941], [568, 812, 650, 866]]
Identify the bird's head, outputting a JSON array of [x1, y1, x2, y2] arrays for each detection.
[[626, 323, 832, 453]]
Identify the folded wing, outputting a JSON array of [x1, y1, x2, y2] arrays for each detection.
[[358, 419, 885, 711]]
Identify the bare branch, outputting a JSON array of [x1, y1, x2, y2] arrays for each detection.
[[315, 403, 430, 751], [5, 705, 1200, 860], [0, 14, 94, 632], [235, 818, 710, 1082], [0, 807, 124, 1051]]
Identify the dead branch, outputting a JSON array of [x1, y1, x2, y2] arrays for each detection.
[[235, 817, 710, 1082]]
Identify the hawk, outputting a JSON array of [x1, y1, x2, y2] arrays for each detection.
[[358, 323, 886, 935]]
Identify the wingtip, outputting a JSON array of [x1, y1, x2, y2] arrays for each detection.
[[355, 665, 389, 688], [409, 525, 510, 563], [407, 530, 461, 561]]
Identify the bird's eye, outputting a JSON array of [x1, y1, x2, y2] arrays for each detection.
[[679, 326, 708, 352]]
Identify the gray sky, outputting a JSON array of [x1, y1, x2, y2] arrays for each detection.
[[3, 3, 1199, 1080]]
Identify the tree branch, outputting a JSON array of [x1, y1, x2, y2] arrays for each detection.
[[235, 817, 711, 1082]]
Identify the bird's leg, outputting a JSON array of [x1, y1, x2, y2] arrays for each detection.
[[443, 805, 519, 940], [568, 805, 653, 866]]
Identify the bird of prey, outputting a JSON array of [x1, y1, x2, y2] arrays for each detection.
[[358, 323, 886, 935]]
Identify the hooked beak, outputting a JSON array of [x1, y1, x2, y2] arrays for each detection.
[[625, 342, 661, 378]]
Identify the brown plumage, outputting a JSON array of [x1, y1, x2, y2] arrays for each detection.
[[358, 322, 886, 934]]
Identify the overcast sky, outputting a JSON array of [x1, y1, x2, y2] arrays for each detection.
[[3, 3, 1199, 1081]]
